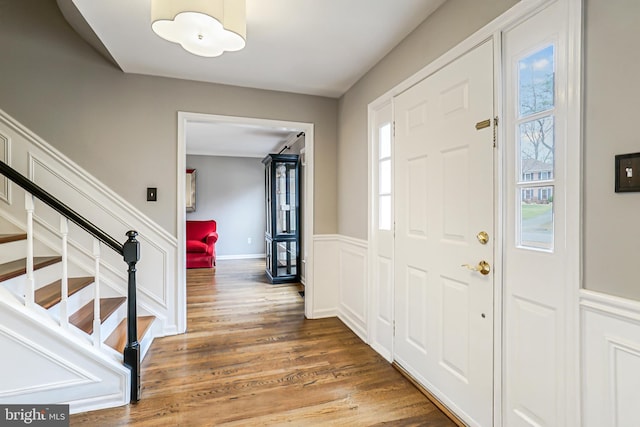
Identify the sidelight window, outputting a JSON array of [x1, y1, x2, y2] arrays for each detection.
[[378, 122, 392, 231], [516, 44, 555, 250]]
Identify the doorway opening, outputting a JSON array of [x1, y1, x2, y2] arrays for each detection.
[[177, 112, 315, 332]]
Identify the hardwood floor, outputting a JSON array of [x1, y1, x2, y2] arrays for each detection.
[[71, 259, 455, 426]]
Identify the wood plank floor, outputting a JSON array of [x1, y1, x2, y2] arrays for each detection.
[[71, 259, 455, 426]]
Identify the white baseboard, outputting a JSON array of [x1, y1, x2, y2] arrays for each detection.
[[338, 311, 367, 343], [311, 308, 338, 318], [217, 253, 265, 260]]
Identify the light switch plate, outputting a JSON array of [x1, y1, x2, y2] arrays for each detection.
[[147, 187, 157, 201], [615, 153, 640, 192]]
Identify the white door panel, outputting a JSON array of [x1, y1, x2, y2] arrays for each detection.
[[394, 40, 495, 427]]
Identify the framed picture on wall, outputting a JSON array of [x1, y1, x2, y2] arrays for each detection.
[[186, 168, 196, 212]]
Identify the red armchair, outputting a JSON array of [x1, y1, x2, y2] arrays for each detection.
[[186, 220, 218, 269]]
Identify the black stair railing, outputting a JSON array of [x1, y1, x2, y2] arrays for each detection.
[[0, 160, 142, 403]]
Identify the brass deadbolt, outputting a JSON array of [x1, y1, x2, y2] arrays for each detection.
[[477, 231, 489, 245]]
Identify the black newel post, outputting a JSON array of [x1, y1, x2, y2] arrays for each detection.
[[123, 230, 141, 403]]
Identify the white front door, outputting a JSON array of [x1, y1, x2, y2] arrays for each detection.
[[393, 40, 495, 427]]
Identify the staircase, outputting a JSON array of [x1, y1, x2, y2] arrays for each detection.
[[0, 234, 155, 354], [0, 161, 157, 413]]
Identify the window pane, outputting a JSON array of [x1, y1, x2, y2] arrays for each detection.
[[520, 116, 554, 182], [519, 45, 554, 117], [379, 123, 391, 159], [519, 186, 554, 250], [379, 159, 391, 194], [289, 167, 296, 232], [276, 241, 296, 276], [379, 195, 391, 231]]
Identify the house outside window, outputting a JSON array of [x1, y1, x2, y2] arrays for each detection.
[[516, 44, 556, 250]]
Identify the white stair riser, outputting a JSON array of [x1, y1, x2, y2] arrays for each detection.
[[1, 262, 59, 297], [0, 240, 59, 263], [139, 321, 156, 360], [0, 239, 28, 264], [47, 282, 123, 321], [0, 222, 24, 234], [103, 318, 156, 362], [35, 260, 93, 285], [47, 282, 95, 322], [98, 302, 127, 345], [35, 262, 91, 290]]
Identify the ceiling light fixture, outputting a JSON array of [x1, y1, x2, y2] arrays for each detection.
[[151, 0, 246, 58]]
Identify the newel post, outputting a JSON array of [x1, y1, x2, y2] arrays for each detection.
[[123, 230, 141, 403]]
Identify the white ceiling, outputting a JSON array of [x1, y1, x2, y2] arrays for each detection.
[[186, 120, 301, 158], [71, 0, 445, 98], [68, 0, 445, 155]]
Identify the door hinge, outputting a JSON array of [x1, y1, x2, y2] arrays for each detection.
[[393, 320, 396, 336], [492, 116, 499, 148], [393, 121, 396, 137]]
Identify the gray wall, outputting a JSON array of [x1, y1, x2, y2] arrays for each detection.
[[186, 155, 265, 257], [5, 0, 636, 301], [0, 0, 338, 237], [337, 0, 520, 239], [583, 0, 640, 300]]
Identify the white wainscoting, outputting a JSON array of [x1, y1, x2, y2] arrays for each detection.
[[310, 235, 340, 318], [337, 236, 368, 342], [581, 289, 640, 427], [311, 235, 369, 341], [0, 109, 179, 336], [0, 287, 130, 414]]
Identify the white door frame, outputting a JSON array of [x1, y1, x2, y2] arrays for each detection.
[[366, 0, 582, 424], [176, 112, 315, 332]]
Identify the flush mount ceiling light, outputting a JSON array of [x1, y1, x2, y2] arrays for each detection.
[[151, 0, 246, 58]]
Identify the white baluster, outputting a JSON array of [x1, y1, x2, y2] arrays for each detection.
[[24, 193, 34, 307], [59, 217, 69, 328], [93, 239, 101, 347]]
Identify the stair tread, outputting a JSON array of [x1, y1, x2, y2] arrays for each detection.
[[35, 276, 95, 309], [105, 316, 156, 353], [69, 297, 126, 335], [0, 233, 27, 244], [0, 256, 62, 282]]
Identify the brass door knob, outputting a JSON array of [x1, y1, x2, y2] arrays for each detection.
[[461, 260, 491, 275]]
